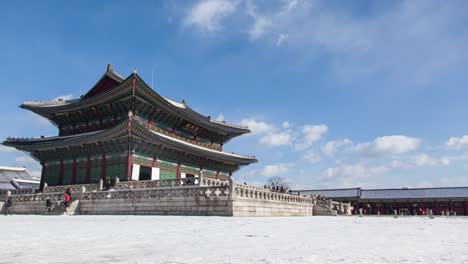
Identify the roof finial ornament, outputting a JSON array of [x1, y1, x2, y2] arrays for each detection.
[[107, 64, 113, 72], [182, 99, 186, 106], [133, 68, 137, 74]]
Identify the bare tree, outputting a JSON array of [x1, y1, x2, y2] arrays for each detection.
[[267, 176, 290, 190]]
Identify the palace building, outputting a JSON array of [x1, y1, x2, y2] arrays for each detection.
[[296, 187, 468, 215], [3, 65, 257, 190]]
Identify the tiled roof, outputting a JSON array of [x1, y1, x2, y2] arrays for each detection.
[[297, 188, 361, 198], [293, 187, 468, 200], [360, 187, 468, 199], [0, 166, 39, 190]]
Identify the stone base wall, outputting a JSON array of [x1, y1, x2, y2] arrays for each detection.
[[232, 197, 313, 217], [2, 183, 315, 217], [8, 200, 66, 215], [80, 197, 232, 216]]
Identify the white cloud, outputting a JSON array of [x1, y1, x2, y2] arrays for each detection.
[[15, 156, 40, 171], [276, 34, 288, 46], [184, 0, 237, 32], [0, 145, 18, 153], [51, 94, 73, 101], [240, 118, 273, 134], [215, 113, 224, 121], [326, 163, 388, 179], [182, 1, 468, 83], [281, 121, 290, 129], [260, 164, 289, 177], [446, 135, 468, 150], [391, 154, 451, 169], [318, 163, 389, 188], [301, 151, 321, 164], [353, 135, 421, 156], [246, 0, 271, 39], [322, 138, 352, 156], [259, 131, 291, 146], [302, 124, 328, 144]]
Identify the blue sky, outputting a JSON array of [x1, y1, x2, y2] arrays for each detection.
[[1, 0, 468, 189]]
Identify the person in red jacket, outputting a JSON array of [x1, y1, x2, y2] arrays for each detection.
[[64, 192, 70, 208]]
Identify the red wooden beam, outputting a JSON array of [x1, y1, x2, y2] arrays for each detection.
[[126, 155, 133, 181]]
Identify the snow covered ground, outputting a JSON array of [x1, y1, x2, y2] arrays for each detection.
[[1, 215, 467, 264]]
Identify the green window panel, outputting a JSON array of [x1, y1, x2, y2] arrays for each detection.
[[45, 166, 60, 186], [90, 166, 101, 183], [107, 163, 126, 180], [158, 161, 177, 170], [133, 156, 153, 167], [76, 167, 87, 184], [159, 169, 176, 180], [62, 167, 73, 185], [181, 166, 199, 175]]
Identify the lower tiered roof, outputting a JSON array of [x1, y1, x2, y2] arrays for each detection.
[[3, 120, 257, 173]]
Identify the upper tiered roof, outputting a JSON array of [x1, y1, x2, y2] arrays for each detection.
[[21, 65, 250, 143]]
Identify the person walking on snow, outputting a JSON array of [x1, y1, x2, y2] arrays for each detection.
[[45, 197, 52, 214], [4, 197, 12, 215]]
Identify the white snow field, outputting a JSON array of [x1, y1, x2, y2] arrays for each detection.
[[1, 216, 467, 264]]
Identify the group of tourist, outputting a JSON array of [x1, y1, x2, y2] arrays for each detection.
[[263, 184, 290, 193], [315, 195, 328, 202]]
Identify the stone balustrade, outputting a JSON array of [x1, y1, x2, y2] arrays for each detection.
[[115, 178, 199, 190], [0, 189, 35, 196], [44, 183, 100, 193], [82, 185, 229, 200], [234, 184, 314, 205], [200, 178, 229, 187], [9, 192, 65, 202]]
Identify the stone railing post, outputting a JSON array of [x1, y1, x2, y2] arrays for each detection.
[[199, 171, 204, 186], [99, 179, 103, 191], [228, 178, 236, 201], [115, 177, 120, 184]]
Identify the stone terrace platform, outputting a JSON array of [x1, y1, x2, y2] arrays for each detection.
[[1, 179, 350, 217]]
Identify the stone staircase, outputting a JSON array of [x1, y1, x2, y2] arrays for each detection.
[[64, 200, 80, 215]]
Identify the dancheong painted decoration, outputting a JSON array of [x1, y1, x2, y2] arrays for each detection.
[[3, 64, 257, 189]]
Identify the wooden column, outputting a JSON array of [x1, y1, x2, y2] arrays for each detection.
[[58, 159, 64, 185], [464, 200, 468, 216], [40, 162, 47, 190], [220, 144, 223, 152], [126, 155, 133, 181], [176, 162, 181, 179], [434, 200, 439, 215], [71, 158, 77, 184], [86, 157, 91, 183]]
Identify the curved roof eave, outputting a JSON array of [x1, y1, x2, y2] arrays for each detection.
[[3, 120, 257, 166]]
